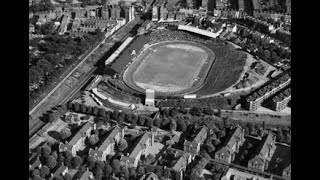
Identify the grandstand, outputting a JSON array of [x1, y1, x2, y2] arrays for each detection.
[[105, 37, 134, 65], [178, 25, 223, 38]]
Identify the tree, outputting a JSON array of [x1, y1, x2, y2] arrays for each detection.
[[60, 127, 72, 140], [118, 139, 128, 152], [138, 115, 145, 126], [64, 151, 73, 167], [96, 161, 105, 170], [86, 155, 96, 170], [137, 166, 145, 175], [29, 66, 44, 84], [93, 106, 99, 116], [144, 118, 154, 128], [66, 0, 73, 4], [169, 118, 177, 131], [264, 50, 271, 60], [73, 102, 81, 112], [120, 165, 130, 179], [276, 128, 284, 142], [67, 102, 73, 110], [112, 159, 121, 174], [206, 143, 215, 153], [125, 113, 132, 123], [42, 146, 51, 156], [129, 167, 137, 179], [81, 104, 87, 114], [98, 108, 106, 117], [155, 166, 163, 177], [111, 110, 119, 120], [45, 155, 57, 169], [32, 169, 40, 177], [64, 173, 72, 180], [72, 156, 83, 169], [48, 111, 60, 123], [190, 107, 202, 116], [88, 134, 99, 145], [169, 107, 178, 117], [93, 167, 103, 180], [40, 165, 50, 178], [131, 117, 137, 128], [86, 106, 93, 115], [153, 118, 162, 128], [105, 164, 113, 177], [51, 151, 58, 160], [37, 58, 53, 75], [57, 154, 65, 166], [285, 133, 291, 144]]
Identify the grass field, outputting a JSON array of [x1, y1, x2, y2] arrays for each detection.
[[132, 43, 209, 92], [193, 42, 247, 96]]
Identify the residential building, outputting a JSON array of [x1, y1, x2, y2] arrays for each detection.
[[172, 153, 192, 180], [29, 156, 42, 170], [59, 122, 93, 156], [271, 87, 291, 112], [282, 164, 291, 179], [215, 126, 245, 163], [49, 164, 68, 180], [248, 133, 277, 172], [120, 132, 155, 167], [246, 72, 291, 111], [140, 172, 159, 180], [89, 126, 122, 161], [77, 168, 94, 180], [221, 168, 272, 180], [183, 126, 207, 155]]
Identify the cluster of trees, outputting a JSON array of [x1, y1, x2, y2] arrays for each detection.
[[30, 143, 85, 180], [85, 154, 169, 180], [157, 95, 240, 110], [29, 29, 104, 106], [188, 153, 210, 180], [29, 0, 54, 13], [236, 18, 291, 47], [232, 28, 290, 64], [47, 104, 69, 123]]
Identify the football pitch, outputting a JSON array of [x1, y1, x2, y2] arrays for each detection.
[[132, 42, 210, 93]]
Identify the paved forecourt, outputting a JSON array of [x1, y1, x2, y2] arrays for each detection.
[[123, 40, 216, 96]]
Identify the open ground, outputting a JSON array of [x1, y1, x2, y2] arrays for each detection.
[[132, 42, 210, 92]]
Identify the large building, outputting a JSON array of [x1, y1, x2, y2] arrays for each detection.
[[120, 132, 155, 167], [221, 168, 272, 180], [248, 133, 277, 172], [184, 126, 207, 155], [88, 126, 123, 161], [59, 122, 93, 156], [245, 72, 291, 111], [215, 126, 245, 163], [271, 87, 291, 112]]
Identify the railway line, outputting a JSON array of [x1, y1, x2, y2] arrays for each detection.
[[29, 17, 146, 139]]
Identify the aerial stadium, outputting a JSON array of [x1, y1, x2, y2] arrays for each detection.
[[102, 25, 247, 99]]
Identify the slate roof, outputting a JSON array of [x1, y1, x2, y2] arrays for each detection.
[[121, 132, 151, 163], [89, 126, 121, 157]]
